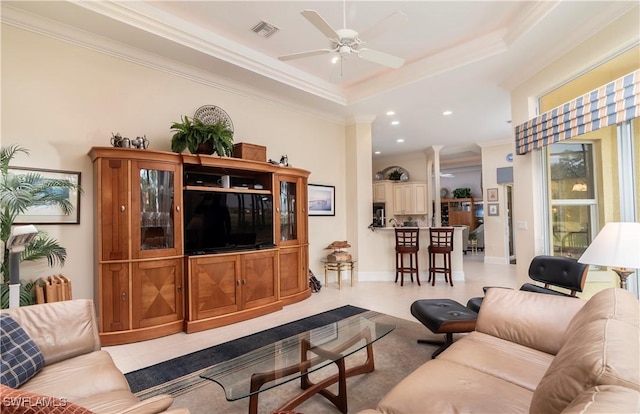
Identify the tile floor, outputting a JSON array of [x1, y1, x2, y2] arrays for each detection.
[[104, 254, 518, 374]]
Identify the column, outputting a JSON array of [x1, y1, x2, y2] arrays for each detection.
[[345, 115, 376, 283]]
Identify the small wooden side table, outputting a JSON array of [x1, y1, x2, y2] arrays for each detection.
[[321, 260, 357, 289]]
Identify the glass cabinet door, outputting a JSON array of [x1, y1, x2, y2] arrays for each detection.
[[133, 161, 182, 258], [279, 179, 298, 242]]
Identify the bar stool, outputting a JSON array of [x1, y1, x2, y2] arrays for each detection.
[[395, 228, 420, 286], [428, 227, 454, 286]]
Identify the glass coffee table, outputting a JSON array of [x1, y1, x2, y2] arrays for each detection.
[[200, 313, 395, 414]]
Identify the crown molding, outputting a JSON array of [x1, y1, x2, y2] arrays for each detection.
[[503, 1, 560, 47], [70, 1, 348, 106], [501, 3, 639, 91], [345, 28, 508, 105], [1, 4, 347, 126]]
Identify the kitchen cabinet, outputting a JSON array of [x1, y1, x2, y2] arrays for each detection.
[[393, 183, 427, 215], [373, 181, 393, 203]]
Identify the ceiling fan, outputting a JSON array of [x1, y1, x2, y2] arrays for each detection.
[[278, 3, 408, 69]]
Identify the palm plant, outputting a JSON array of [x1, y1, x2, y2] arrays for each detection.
[[0, 145, 81, 308], [170, 115, 234, 156]]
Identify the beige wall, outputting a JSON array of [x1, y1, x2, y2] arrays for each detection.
[[1, 24, 347, 300], [510, 7, 639, 289], [480, 141, 514, 264], [373, 152, 428, 181]]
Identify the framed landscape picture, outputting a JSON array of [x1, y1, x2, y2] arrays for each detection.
[[9, 167, 81, 224], [308, 184, 335, 216]]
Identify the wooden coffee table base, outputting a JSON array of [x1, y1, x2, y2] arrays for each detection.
[[249, 328, 375, 414]]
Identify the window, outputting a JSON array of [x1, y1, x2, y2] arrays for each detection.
[[549, 142, 597, 258]]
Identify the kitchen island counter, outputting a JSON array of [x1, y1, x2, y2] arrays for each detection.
[[359, 226, 467, 283]]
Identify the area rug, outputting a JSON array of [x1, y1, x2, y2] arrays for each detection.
[[167, 313, 441, 414], [126, 305, 369, 399]]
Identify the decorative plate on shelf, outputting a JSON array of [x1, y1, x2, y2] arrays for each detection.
[[440, 188, 449, 198], [193, 105, 234, 131]]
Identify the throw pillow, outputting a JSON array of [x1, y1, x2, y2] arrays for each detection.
[[0, 384, 94, 414], [0, 314, 45, 388]]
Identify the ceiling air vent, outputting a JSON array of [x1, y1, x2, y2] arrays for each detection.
[[251, 21, 279, 38]]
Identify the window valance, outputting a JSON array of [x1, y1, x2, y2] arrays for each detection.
[[515, 70, 639, 155]]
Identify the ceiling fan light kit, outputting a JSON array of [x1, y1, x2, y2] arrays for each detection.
[[278, 6, 406, 70]]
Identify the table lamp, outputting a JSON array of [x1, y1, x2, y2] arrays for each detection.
[[578, 222, 640, 289]]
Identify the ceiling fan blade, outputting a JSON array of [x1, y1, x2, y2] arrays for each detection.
[[359, 48, 405, 69], [279, 49, 333, 61], [359, 11, 408, 41], [301, 10, 339, 39]]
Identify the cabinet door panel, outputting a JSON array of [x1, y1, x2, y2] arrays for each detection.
[[100, 159, 129, 261], [276, 175, 303, 246], [241, 251, 277, 308], [189, 255, 241, 320], [132, 258, 184, 329], [373, 183, 386, 202], [132, 161, 182, 259], [393, 185, 411, 214], [414, 184, 427, 214], [100, 263, 130, 332], [279, 248, 302, 297]]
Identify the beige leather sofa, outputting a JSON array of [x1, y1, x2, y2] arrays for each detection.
[[2, 299, 188, 414], [361, 287, 640, 413]]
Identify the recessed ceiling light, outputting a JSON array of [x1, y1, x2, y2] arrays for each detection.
[[331, 56, 339, 64], [443, 110, 453, 116], [397, 139, 405, 143], [386, 111, 395, 116], [374, 151, 381, 154], [391, 120, 400, 125]]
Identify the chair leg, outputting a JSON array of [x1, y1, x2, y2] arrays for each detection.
[[448, 252, 453, 286], [430, 253, 435, 286], [415, 253, 420, 286], [400, 253, 404, 287], [409, 254, 414, 283], [395, 252, 399, 283]]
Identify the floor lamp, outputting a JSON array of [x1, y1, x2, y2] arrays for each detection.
[[578, 222, 640, 289], [6, 225, 38, 308]]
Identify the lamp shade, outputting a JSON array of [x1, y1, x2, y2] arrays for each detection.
[[578, 222, 640, 269]]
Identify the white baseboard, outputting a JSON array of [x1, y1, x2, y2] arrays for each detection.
[[357, 270, 465, 282]]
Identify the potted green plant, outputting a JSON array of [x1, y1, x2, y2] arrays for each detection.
[[452, 188, 471, 198], [0, 145, 82, 308], [388, 169, 403, 181], [170, 115, 234, 156]]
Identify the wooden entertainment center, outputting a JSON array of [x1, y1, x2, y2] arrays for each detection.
[[89, 147, 310, 345]]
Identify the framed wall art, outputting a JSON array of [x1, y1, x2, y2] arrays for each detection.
[[487, 188, 499, 202], [9, 167, 81, 224], [488, 203, 499, 216], [308, 184, 335, 216]]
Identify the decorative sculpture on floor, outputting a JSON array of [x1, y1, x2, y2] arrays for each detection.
[[325, 241, 352, 262]]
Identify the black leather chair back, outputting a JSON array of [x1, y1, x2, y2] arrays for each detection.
[[521, 255, 588, 296]]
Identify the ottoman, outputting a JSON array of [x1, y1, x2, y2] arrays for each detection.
[[410, 299, 478, 358]]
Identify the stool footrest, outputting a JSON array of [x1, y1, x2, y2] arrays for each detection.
[[411, 299, 478, 359]]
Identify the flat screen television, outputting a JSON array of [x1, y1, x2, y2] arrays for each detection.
[[183, 190, 274, 255]]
